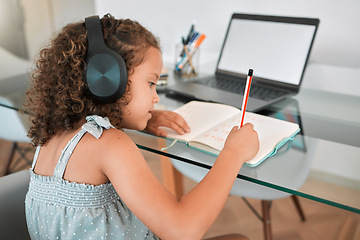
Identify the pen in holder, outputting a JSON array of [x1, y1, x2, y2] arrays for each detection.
[[174, 43, 200, 77], [174, 30, 206, 77]]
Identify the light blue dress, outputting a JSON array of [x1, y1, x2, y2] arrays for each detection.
[[25, 115, 159, 240]]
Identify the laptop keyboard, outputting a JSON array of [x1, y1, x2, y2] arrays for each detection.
[[193, 77, 288, 101]]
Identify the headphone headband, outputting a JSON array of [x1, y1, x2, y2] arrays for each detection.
[[85, 16, 107, 52]]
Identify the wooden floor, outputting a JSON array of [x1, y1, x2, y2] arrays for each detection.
[[1, 139, 359, 240]]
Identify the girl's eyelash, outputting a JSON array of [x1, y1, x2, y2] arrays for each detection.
[[149, 81, 156, 86]]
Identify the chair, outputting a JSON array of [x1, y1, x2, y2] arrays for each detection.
[[0, 169, 31, 239], [0, 96, 33, 176], [160, 134, 314, 240], [0, 47, 32, 80]]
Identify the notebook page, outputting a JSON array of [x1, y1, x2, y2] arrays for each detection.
[[164, 101, 240, 142], [191, 112, 299, 164]]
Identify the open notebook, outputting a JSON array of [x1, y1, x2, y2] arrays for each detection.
[[161, 101, 300, 167]]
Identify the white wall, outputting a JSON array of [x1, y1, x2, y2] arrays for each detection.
[[95, 0, 360, 69], [2, 0, 358, 93], [21, 0, 95, 60]]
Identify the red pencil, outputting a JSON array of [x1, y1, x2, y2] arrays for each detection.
[[238, 69, 253, 128]]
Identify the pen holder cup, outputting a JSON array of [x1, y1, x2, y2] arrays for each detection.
[[174, 43, 200, 77]]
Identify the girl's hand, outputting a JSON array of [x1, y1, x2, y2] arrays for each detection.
[[145, 110, 191, 137], [222, 123, 259, 163]]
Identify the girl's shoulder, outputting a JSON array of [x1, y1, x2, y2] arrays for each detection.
[[98, 127, 133, 144], [96, 128, 141, 157], [95, 128, 147, 181]]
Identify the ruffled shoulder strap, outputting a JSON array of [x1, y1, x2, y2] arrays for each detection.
[[82, 115, 114, 139], [30, 145, 41, 170], [53, 115, 114, 178]]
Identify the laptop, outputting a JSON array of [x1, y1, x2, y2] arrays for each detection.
[[166, 13, 320, 112]]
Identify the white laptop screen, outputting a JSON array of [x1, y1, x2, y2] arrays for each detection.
[[217, 18, 316, 85]]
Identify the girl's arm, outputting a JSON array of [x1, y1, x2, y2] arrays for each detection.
[[101, 124, 258, 240]]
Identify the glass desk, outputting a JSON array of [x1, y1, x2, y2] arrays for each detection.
[[1, 73, 360, 214]]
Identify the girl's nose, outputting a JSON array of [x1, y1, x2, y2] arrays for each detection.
[[153, 91, 160, 103]]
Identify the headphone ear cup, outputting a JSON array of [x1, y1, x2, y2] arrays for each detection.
[[85, 15, 128, 103], [86, 51, 127, 103]]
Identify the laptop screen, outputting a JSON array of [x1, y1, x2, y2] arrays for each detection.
[[217, 15, 318, 86]]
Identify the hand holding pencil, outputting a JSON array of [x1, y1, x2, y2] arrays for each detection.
[[224, 68, 258, 162]]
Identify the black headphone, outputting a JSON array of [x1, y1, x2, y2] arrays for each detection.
[[84, 15, 128, 103]]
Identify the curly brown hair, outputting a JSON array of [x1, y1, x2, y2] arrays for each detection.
[[25, 14, 161, 146]]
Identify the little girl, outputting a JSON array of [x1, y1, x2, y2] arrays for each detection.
[[24, 14, 259, 240]]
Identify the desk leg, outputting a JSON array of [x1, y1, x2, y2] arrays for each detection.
[[156, 137, 184, 200], [160, 157, 184, 200], [1, 142, 16, 176], [261, 200, 272, 240], [291, 195, 306, 222]]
